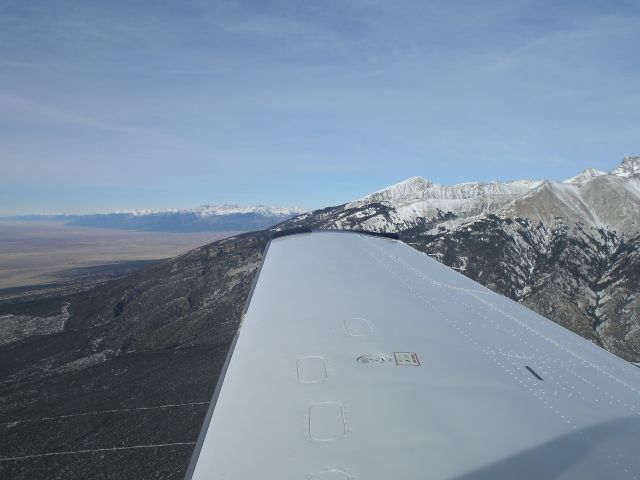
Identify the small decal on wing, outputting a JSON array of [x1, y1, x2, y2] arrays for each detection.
[[357, 354, 393, 364], [394, 352, 420, 366]]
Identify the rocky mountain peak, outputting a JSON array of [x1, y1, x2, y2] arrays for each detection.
[[363, 176, 435, 203], [610, 156, 640, 178], [563, 167, 607, 185]]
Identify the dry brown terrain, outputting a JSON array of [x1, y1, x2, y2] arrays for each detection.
[[0, 221, 239, 289]]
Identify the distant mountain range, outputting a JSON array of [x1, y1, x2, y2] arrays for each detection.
[[1, 204, 307, 232], [6, 157, 638, 235]]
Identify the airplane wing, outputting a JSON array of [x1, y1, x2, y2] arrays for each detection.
[[185, 230, 640, 480]]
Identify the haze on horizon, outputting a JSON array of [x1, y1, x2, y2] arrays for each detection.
[[1, 0, 639, 215]]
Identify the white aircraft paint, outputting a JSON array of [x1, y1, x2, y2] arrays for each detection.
[[187, 231, 640, 480]]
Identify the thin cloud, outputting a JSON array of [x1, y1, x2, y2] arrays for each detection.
[[0, 93, 148, 136], [1, 0, 638, 214]]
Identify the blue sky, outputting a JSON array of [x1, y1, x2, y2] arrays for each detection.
[[1, 0, 638, 214]]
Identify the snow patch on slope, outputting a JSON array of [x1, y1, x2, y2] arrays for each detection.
[[563, 168, 606, 185]]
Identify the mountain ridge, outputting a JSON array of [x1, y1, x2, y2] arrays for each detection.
[[336, 156, 640, 236], [1, 204, 307, 233]]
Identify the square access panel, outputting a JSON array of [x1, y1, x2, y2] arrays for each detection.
[[394, 352, 420, 366]]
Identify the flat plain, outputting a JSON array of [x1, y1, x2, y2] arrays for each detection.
[[0, 221, 238, 290]]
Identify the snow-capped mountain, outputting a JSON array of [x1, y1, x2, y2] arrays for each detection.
[[297, 156, 640, 236], [65, 204, 306, 232], [563, 167, 607, 185], [610, 155, 640, 177], [114, 204, 306, 218], [500, 157, 640, 234], [2, 204, 307, 232], [348, 176, 543, 228]]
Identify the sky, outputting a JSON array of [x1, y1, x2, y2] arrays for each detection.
[[0, 0, 639, 214]]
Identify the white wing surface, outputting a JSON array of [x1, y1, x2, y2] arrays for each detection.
[[186, 230, 640, 479]]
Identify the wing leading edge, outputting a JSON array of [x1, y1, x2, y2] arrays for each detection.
[[186, 230, 640, 480]]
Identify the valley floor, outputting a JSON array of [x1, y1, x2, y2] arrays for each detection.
[[0, 221, 239, 289]]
